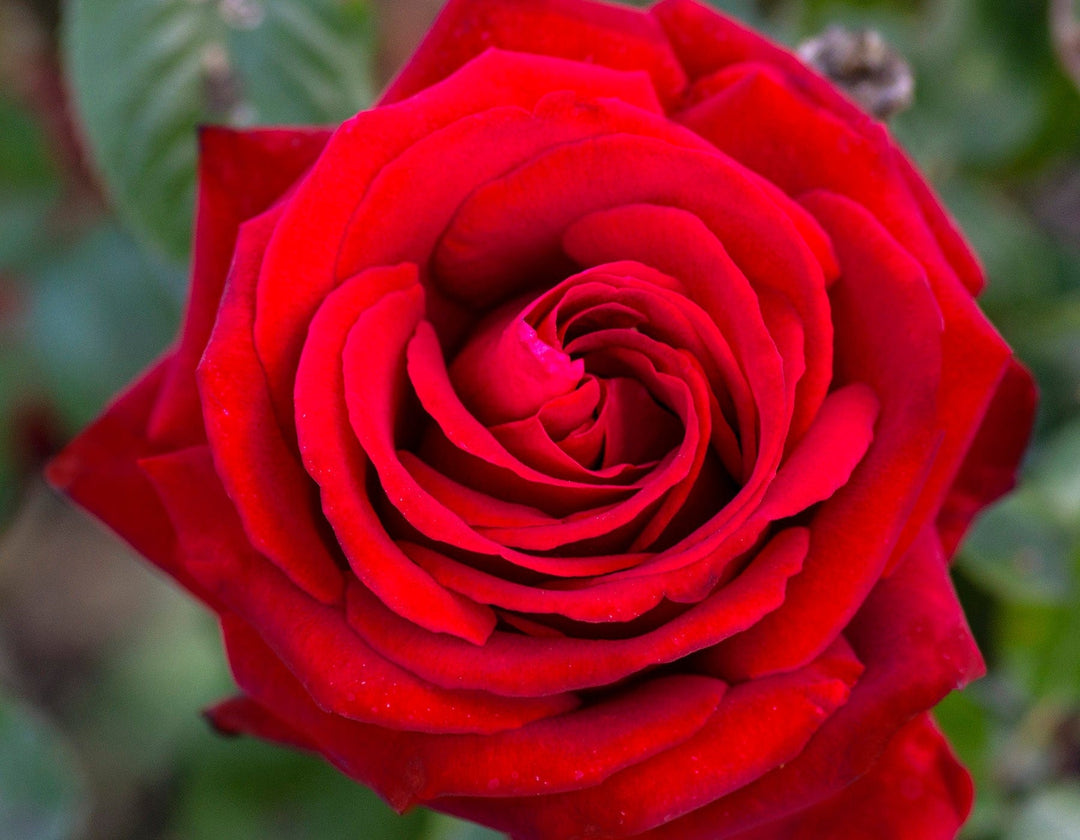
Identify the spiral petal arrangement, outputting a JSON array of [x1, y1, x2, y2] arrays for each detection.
[[50, 2, 1036, 838]]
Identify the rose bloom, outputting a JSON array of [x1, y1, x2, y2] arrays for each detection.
[[50, 0, 1036, 837]]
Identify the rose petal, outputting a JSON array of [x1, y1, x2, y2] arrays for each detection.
[[895, 151, 985, 295], [409, 320, 642, 516], [148, 127, 330, 448], [198, 208, 346, 604], [489, 411, 655, 485], [709, 191, 944, 680], [666, 525, 982, 838], [652, 0, 871, 130], [207, 693, 319, 755], [381, 0, 687, 107], [563, 203, 789, 524], [46, 357, 218, 606], [140, 445, 575, 733], [754, 383, 879, 523], [887, 257, 1014, 565], [677, 63, 971, 322], [450, 304, 585, 426], [337, 83, 681, 288], [213, 614, 732, 808], [726, 715, 973, 840], [437, 637, 862, 840], [937, 359, 1037, 556], [403, 541, 677, 623], [295, 263, 498, 643], [346, 528, 808, 696], [253, 49, 690, 432]]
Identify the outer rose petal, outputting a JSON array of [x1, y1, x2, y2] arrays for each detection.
[[211, 618, 732, 806], [937, 359, 1037, 556], [45, 359, 206, 601], [139, 445, 578, 734], [436, 639, 863, 840], [199, 207, 347, 605], [149, 127, 331, 447], [727, 716, 972, 840], [208, 691, 320, 756], [381, 0, 687, 107], [345, 528, 808, 696], [653, 0, 983, 296], [653, 0, 978, 270], [47, 126, 330, 602], [657, 525, 983, 839]]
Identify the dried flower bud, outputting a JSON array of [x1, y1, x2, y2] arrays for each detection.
[[798, 26, 915, 120]]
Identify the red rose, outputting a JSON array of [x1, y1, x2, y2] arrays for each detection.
[[50, 0, 1036, 837]]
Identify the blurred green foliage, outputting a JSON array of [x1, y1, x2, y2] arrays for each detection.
[[64, 0, 374, 259], [0, 690, 86, 840], [0, 0, 1079, 837]]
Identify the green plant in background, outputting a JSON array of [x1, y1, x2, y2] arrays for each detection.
[[64, 0, 374, 260], [0, 0, 1078, 838]]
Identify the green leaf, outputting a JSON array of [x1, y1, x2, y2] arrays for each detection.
[[935, 690, 991, 779], [169, 740, 429, 840], [0, 692, 86, 840], [0, 97, 56, 187], [933, 181, 1059, 313], [63, 0, 373, 260], [887, 0, 1042, 172], [0, 96, 59, 268], [228, 1, 373, 126], [25, 223, 183, 427], [63, 0, 220, 259], [422, 812, 505, 840], [995, 539, 1080, 702], [1030, 421, 1080, 535], [1012, 299, 1080, 434], [959, 488, 1074, 607]]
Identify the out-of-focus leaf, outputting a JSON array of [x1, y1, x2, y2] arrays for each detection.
[[999, 601, 1068, 697], [72, 593, 231, 776], [802, 0, 923, 17], [888, 0, 1042, 171], [228, 1, 372, 126], [705, 0, 770, 28], [959, 489, 1074, 606], [0, 96, 58, 269], [935, 181, 1060, 311], [0, 98, 54, 187], [996, 538, 1080, 703], [0, 342, 45, 517], [1007, 783, 1080, 840], [63, 0, 220, 259], [1012, 299, 1080, 434], [25, 223, 182, 427], [169, 736, 428, 840], [0, 194, 55, 271], [977, 0, 1080, 172], [422, 812, 505, 840], [0, 691, 86, 840], [1030, 420, 1080, 533], [936, 690, 991, 780], [63, 0, 373, 260]]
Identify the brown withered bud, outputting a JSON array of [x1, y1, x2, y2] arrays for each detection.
[[798, 26, 915, 120]]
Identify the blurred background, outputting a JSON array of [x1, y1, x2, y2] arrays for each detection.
[[0, 0, 1078, 837]]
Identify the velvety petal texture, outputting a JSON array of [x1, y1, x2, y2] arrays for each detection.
[[49, 1, 1035, 838]]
